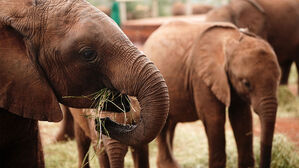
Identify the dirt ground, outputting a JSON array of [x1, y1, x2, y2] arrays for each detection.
[[275, 118, 299, 147], [251, 117, 299, 147]]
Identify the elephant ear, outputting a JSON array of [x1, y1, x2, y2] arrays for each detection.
[[0, 0, 39, 37], [190, 23, 241, 107], [0, 1, 62, 121], [230, 0, 267, 37]]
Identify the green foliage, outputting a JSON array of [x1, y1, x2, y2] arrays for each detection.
[[158, 0, 172, 16], [158, 0, 229, 16], [87, 0, 229, 17]]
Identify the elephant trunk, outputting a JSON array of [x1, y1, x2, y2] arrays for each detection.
[[253, 96, 277, 168], [103, 136, 128, 168], [101, 48, 169, 146]]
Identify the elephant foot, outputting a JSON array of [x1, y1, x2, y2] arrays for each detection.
[[157, 158, 181, 168], [54, 132, 74, 142]]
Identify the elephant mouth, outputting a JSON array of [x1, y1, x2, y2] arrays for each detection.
[[97, 89, 131, 113], [61, 87, 131, 113], [92, 89, 134, 137]]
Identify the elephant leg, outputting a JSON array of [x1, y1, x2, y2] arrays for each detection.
[[192, 79, 227, 168], [201, 106, 226, 168], [55, 104, 75, 142], [131, 144, 150, 168], [5, 124, 44, 168], [37, 131, 45, 167], [103, 135, 128, 168], [4, 129, 45, 168], [0, 111, 45, 168], [229, 99, 254, 168], [156, 120, 180, 168], [97, 141, 111, 168], [74, 122, 91, 168], [168, 121, 177, 149], [279, 60, 292, 85]]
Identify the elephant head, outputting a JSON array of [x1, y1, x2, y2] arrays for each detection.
[[0, 0, 169, 146], [206, 0, 267, 38], [191, 24, 280, 167]]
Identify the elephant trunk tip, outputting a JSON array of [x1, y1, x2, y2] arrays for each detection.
[[258, 109, 277, 168]]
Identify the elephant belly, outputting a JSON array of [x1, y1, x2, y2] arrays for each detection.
[[168, 92, 199, 123]]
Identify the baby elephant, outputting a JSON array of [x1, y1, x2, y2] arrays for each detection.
[[64, 96, 149, 168], [144, 21, 281, 168]]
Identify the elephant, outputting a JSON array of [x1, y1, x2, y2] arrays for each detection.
[[0, 0, 169, 167], [65, 96, 149, 168], [172, 2, 186, 16], [192, 4, 213, 15], [96, 5, 111, 16], [206, 0, 299, 91], [143, 21, 281, 168]]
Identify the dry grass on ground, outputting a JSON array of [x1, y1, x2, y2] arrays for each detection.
[[41, 120, 299, 168]]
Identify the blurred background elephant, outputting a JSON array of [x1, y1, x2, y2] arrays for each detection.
[[206, 0, 299, 92], [64, 96, 149, 168], [144, 21, 281, 168], [171, 2, 186, 16], [172, 2, 213, 16], [0, 0, 169, 167], [96, 5, 111, 16], [192, 4, 213, 15]]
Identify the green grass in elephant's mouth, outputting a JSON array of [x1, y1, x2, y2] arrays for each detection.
[[63, 88, 135, 137], [63, 88, 130, 112]]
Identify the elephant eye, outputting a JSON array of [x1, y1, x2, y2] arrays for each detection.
[[80, 48, 97, 62], [241, 79, 251, 90]]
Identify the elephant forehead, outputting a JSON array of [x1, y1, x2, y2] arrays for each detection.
[[44, 0, 112, 40], [231, 51, 280, 80]]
